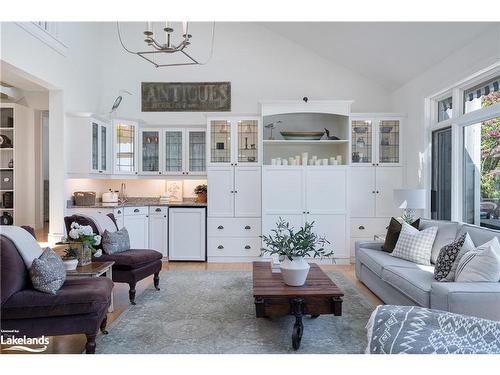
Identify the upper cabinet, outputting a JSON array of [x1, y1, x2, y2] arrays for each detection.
[[113, 119, 138, 175], [207, 116, 261, 166], [139, 128, 161, 175], [351, 115, 403, 166]]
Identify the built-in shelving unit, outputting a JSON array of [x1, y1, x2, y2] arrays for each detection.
[[0, 105, 15, 225]]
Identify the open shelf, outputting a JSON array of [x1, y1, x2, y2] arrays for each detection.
[[263, 139, 348, 145]]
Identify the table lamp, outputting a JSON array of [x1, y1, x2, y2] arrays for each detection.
[[393, 189, 426, 223]]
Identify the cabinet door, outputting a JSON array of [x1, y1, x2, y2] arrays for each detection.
[[262, 214, 304, 238], [90, 121, 99, 173], [377, 119, 401, 165], [149, 214, 168, 256], [207, 167, 234, 217], [113, 208, 124, 230], [262, 166, 305, 214], [123, 214, 149, 249], [164, 129, 184, 175], [236, 119, 259, 165], [99, 123, 111, 174], [234, 166, 261, 217], [306, 167, 347, 214], [306, 213, 347, 259], [186, 129, 206, 175], [168, 208, 206, 261], [351, 119, 374, 165], [350, 167, 376, 217], [114, 120, 138, 174], [208, 119, 232, 166], [375, 167, 403, 217], [140, 129, 161, 175]]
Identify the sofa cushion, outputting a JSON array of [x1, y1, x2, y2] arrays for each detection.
[[2, 277, 113, 319], [419, 219, 460, 264], [391, 223, 438, 265], [357, 247, 424, 277], [96, 249, 163, 270], [433, 233, 467, 281], [455, 238, 500, 282], [381, 265, 435, 307], [29, 248, 66, 294], [0, 236, 30, 304], [456, 223, 500, 248], [102, 228, 130, 254], [382, 217, 420, 253]]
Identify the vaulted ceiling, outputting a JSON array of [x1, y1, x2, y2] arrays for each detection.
[[261, 22, 497, 90]]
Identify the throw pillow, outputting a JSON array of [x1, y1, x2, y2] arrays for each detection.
[[443, 233, 475, 281], [382, 217, 420, 253], [102, 227, 130, 254], [29, 247, 66, 294], [455, 238, 500, 282], [433, 233, 467, 281], [391, 222, 438, 265]]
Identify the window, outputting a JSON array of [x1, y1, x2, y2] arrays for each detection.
[[464, 75, 500, 114], [431, 127, 452, 220], [438, 97, 453, 122]]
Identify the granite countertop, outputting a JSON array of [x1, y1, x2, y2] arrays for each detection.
[[67, 197, 207, 209]]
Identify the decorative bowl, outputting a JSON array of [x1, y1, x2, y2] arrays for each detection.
[[280, 131, 324, 140]]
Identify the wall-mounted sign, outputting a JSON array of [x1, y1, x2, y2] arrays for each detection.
[[141, 82, 231, 112]]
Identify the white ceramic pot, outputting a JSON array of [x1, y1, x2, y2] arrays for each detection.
[[63, 259, 78, 271], [280, 257, 310, 286]]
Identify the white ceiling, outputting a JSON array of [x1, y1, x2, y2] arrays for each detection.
[[261, 22, 496, 90]]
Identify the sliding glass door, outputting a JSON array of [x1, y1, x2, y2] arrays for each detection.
[[431, 127, 452, 220]]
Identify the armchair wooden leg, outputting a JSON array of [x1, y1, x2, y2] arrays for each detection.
[[100, 316, 108, 335], [129, 282, 137, 305], [154, 272, 160, 291], [85, 334, 96, 354]]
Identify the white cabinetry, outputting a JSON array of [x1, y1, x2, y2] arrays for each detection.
[[262, 166, 349, 260], [168, 207, 206, 261], [163, 128, 206, 176], [148, 206, 168, 257], [123, 206, 149, 249], [66, 116, 111, 176], [113, 119, 139, 175]]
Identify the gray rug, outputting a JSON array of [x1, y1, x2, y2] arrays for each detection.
[[96, 270, 376, 354]]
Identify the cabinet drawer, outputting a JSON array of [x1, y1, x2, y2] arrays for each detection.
[[149, 206, 168, 215], [350, 218, 390, 238], [124, 206, 149, 216], [113, 207, 124, 216], [208, 237, 261, 257], [208, 218, 261, 237]]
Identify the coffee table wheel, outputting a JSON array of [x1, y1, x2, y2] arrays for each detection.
[[292, 320, 303, 350], [310, 314, 320, 319]]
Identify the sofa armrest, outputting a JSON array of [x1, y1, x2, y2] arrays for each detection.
[[431, 282, 500, 321], [355, 240, 384, 252]]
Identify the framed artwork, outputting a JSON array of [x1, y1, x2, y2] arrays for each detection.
[[166, 180, 184, 202]]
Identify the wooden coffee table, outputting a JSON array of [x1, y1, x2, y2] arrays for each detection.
[[252, 261, 344, 350]]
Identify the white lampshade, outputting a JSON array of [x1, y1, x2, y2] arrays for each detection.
[[393, 189, 426, 209]]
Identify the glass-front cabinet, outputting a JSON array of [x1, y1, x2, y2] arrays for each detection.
[[113, 120, 138, 174], [164, 129, 184, 175], [350, 116, 402, 166], [91, 119, 111, 174], [139, 129, 161, 174], [187, 129, 206, 175], [207, 116, 261, 166]]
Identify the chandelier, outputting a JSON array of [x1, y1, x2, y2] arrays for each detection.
[[117, 21, 215, 68]]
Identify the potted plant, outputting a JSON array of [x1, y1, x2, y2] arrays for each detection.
[[61, 247, 79, 271], [260, 218, 333, 286], [194, 184, 207, 203], [66, 222, 102, 266]]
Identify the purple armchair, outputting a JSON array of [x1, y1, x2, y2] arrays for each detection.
[[0, 227, 112, 354], [64, 214, 162, 305]]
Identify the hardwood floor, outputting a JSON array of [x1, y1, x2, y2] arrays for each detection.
[[1, 262, 382, 354]]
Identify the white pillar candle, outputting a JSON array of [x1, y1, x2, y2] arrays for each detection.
[[322, 158, 329, 166], [288, 157, 294, 165], [330, 157, 336, 165], [336, 155, 342, 165], [332, 160, 338, 165], [301, 152, 308, 166], [315, 159, 321, 166], [271, 158, 276, 165]]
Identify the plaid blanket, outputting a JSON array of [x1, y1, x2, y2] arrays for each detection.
[[366, 305, 500, 354]]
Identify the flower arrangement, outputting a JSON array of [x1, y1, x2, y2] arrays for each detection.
[[194, 184, 207, 203], [260, 218, 333, 261], [67, 222, 101, 251]]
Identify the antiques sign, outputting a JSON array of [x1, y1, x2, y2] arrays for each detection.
[[141, 82, 231, 112]]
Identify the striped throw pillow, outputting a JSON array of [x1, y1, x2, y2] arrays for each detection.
[[455, 238, 500, 282]]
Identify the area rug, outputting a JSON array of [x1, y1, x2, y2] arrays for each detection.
[[95, 270, 376, 354]]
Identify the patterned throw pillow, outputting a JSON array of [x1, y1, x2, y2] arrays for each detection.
[[434, 234, 467, 281], [391, 223, 438, 265], [102, 227, 130, 254], [29, 247, 66, 294], [382, 217, 420, 253], [444, 233, 475, 281], [455, 238, 500, 282]]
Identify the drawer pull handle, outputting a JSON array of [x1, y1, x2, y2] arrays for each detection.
[[134, 209, 140, 213], [244, 245, 251, 249], [217, 225, 224, 230], [244, 225, 251, 230], [117, 210, 121, 214], [359, 225, 365, 230], [217, 245, 224, 249], [155, 208, 162, 212]]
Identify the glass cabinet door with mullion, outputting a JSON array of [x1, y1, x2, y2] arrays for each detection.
[[378, 119, 400, 165], [91, 121, 99, 172], [351, 119, 373, 165], [99, 123, 110, 173], [164, 129, 184, 174], [187, 129, 206, 175], [114, 121, 137, 174], [140, 129, 161, 175], [208, 120, 232, 165], [237, 119, 259, 164]]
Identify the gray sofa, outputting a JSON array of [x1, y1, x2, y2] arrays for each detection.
[[355, 219, 500, 321]]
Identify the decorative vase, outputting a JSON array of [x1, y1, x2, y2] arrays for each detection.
[[74, 243, 92, 266], [196, 192, 207, 203], [280, 257, 310, 286], [63, 259, 78, 271]]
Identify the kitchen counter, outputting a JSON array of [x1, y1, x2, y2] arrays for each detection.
[[67, 197, 207, 209]]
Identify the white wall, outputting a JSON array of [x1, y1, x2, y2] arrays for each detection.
[[97, 22, 391, 125], [391, 25, 500, 190]]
